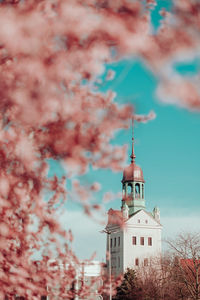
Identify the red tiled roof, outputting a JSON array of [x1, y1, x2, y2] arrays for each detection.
[[107, 209, 123, 226], [180, 258, 200, 268]]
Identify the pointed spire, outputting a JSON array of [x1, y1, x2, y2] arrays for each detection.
[[130, 117, 136, 163]]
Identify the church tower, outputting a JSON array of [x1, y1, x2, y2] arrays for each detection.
[[121, 119, 145, 215], [106, 120, 162, 276]]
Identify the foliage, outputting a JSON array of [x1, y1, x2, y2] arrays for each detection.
[[113, 268, 143, 300], [135, 234, 200, 300], [167, 232, 200, 300], [138, 256, 189, 300]]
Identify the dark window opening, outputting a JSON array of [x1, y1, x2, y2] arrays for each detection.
[[142, 184, 144, 199], [135, 258, 139, 266], [140, 237, 144, 245], [132, 236, 137, 245], [144, 258, 148, 266], [148, 237, 152, 246]]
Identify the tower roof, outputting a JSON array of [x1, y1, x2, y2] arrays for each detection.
[[122, 117, 144, 183], [122, 163, 144, 183]]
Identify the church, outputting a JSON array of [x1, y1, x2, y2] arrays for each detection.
[[105, 125, 162, 276]]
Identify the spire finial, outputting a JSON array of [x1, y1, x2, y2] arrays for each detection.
[[130, 117, 136, 163]]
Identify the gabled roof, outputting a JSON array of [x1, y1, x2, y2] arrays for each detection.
[[127, 209, 162, 227], [180, 258, 200, 268], [179, 259, 200, 278], [107, 208, 162, 227]]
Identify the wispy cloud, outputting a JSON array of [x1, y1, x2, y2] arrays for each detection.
[[162, 214, 200, 250]]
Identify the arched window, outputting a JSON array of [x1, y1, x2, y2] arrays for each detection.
[[135, 183, 140, 197], [122, 184, 126, 196], [142, 184, 144, 199], [127, 183, 132, 195]]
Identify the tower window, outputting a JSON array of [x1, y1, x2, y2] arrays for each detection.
[[148, 237, 152, 246], [127, 183, 132, 195], [132, 236, 137, 245], [135, 258, 139, 266], [140, 237, 144, 245], [145, 220, 148, 224], [122, 184, 126, 196], [137, 219, 140, 223], [142, 184, 144, 199], [118, 237, 120, 246], [144, 258, 148, 266], [118, 257, 120, 268], [110, 238, 112, 248], [114, 237, 116, 247], [135, 183, 140, 198]]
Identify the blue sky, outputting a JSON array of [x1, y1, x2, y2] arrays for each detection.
[[49, 0, 200, 260], [101, 59, 200, 214]]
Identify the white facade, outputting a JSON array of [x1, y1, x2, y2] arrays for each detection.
[[106, 210, 162, 276], [124, 210, 162, 271]]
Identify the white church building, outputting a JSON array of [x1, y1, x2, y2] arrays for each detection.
[[106, 128, 162, 276]]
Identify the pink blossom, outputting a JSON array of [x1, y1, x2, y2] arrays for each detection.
[[134, 111, 156, 123], [0, 0, 199, 297], [106, 70, 116, 81]]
